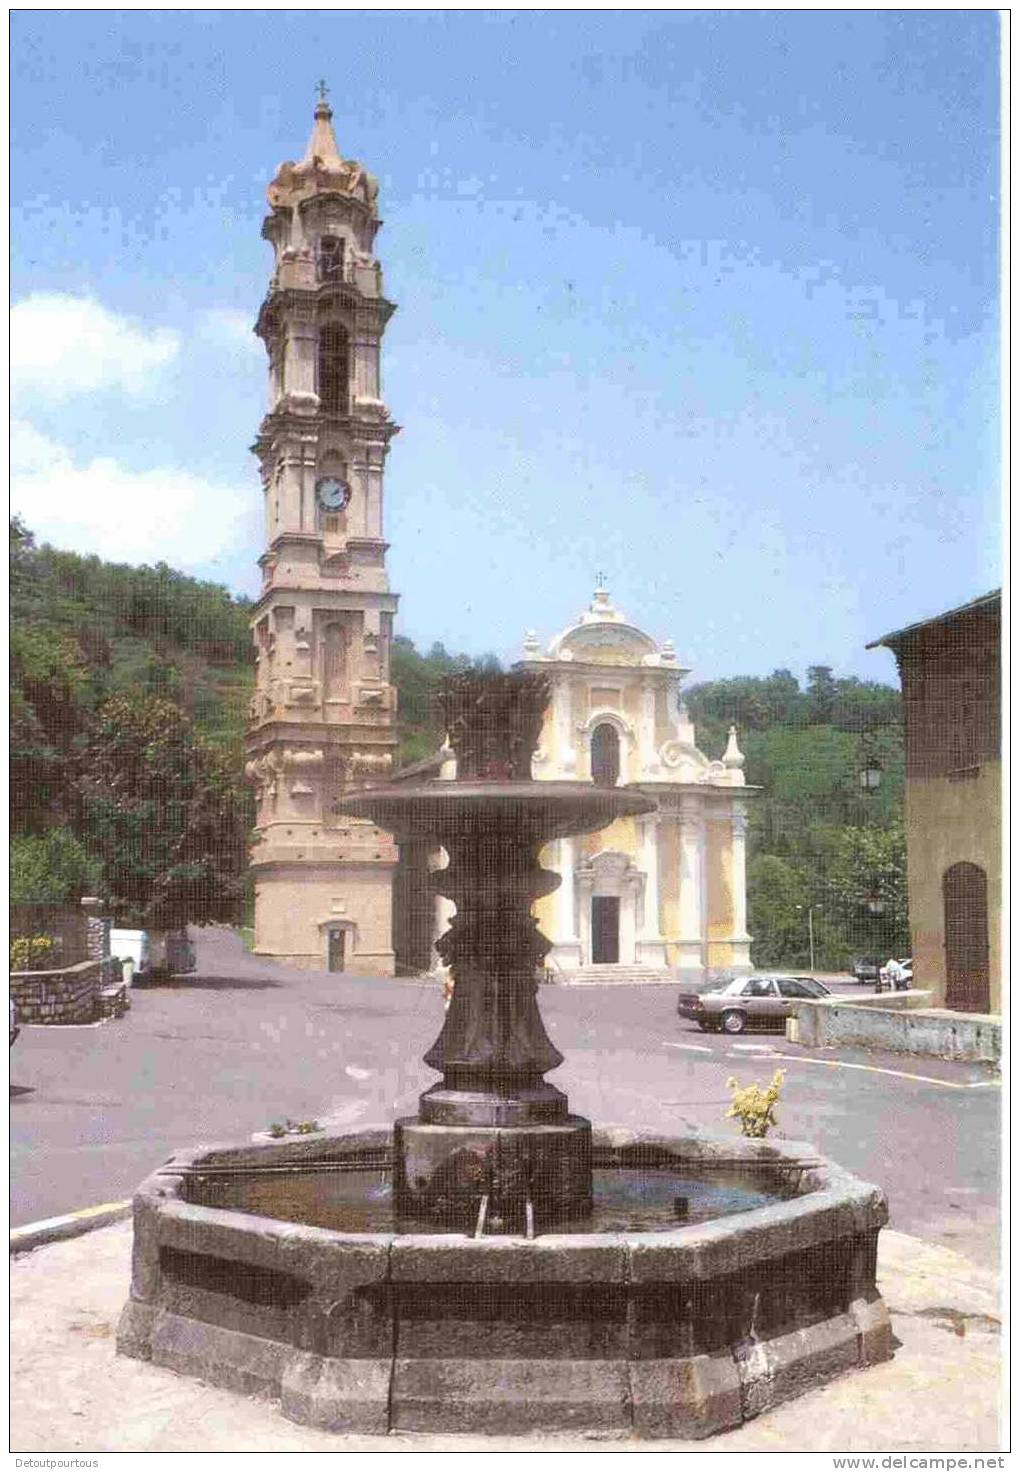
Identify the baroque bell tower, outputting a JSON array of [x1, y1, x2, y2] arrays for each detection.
[[245, 87, 399, 973]]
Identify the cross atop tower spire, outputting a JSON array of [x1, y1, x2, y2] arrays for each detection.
[[303, 81, 343, 166]]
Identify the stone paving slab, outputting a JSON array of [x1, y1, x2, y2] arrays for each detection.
[[10, 1221, 1002, 1453]]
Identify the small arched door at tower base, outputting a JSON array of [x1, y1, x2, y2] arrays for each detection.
[[942, 862, 990, 1013], [327, 927, 346, 973]]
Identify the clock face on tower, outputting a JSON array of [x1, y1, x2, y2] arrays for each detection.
[[316, 476, 350, 511]]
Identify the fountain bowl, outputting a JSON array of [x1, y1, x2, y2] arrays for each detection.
[[117, 1123, 892, 1439]]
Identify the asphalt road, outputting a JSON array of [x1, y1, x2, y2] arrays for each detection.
[[9, 929, 1001, 1267]]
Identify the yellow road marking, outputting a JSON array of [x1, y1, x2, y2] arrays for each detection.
[[10, 1201, 131, 1239], [769, 1054, 999, 1089]]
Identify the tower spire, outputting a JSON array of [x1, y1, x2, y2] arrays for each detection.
[[303, 79, 343, 167]]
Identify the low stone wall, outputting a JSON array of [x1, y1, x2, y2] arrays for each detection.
[[831, 989, 933, 1011], [788, 997, 1000, 1063], [10, 960, 130, 1025]]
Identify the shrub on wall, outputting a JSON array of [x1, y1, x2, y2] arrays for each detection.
[[10, 935, 62, 973]]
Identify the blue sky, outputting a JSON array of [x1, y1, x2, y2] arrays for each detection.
[[11, 10, 1000, 688]]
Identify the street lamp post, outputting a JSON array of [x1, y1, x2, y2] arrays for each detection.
[[866, 891, 886, 991], [796, 904, 816, 972], [859, 748, 884, 989]]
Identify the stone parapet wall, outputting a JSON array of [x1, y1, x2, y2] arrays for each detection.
[[788, 998, 1000, 1063], [10, 961, 102, 1024], [10, 960, 130, 1026], [99, 982, 130, 1021]]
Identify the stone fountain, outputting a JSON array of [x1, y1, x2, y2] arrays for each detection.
[[117, 671, 892, 1438]]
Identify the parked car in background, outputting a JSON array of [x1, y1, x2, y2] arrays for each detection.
[[877, 958, 912, 992], [110, 928, 196, 982], [111, 929, 150, 976], [681, 973, 832, 1034], [675, 974, 735, 1023], [851, 957, 882, 984]]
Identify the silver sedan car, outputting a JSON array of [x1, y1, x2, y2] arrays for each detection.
[[680, 973, 831, 1034]]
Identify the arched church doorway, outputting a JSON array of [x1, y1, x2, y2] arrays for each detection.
[[943, 862, 990, 1013], [591, 723, 620, 787]]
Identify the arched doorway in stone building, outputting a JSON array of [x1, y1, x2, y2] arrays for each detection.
[[943, 862, 990, 1013]]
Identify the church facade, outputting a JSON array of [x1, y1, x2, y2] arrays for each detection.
[[522, 588, 752, 982], [244, 94, 400, 973]]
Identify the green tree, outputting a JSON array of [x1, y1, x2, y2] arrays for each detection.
[[747, 854, 812, 967], [9, 828, 103, 904], [822, 822, 910, 959], [75, 694, 250, 929], [10, 624, 94, 831], [806, 665, 837, 723]]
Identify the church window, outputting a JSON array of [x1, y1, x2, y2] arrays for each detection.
[[318, 235, 345, 284], [591, 723, 620, 787], [317, 323, 349, 414]]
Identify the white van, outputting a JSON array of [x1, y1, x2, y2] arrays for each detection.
[[111, 929, 149, 973]]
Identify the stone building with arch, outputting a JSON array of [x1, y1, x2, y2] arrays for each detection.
[[519, 587, 753, 983], [870, 591, 1001, 1013]]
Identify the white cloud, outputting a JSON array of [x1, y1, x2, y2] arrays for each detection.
[[11, 420, 252, 569], [200, 307, 262, 352], [10, 293, 179, 400]]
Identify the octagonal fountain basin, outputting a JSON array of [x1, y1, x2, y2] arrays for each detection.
[[117, 1125, 892, 1439]]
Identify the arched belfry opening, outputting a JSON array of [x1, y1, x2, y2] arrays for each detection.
[[318, 234, 345, 284], [591, 723, 620, 787], [318, 322, 349, 414], [943, 862, 990, 1013]]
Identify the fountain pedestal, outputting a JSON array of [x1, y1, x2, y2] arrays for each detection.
[[345, 774, 653, 1231], [344, 672, 657, 1232]]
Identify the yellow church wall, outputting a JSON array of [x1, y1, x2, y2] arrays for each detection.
[[660, 828, 681, 964], [577, 814, 638, 861], [582, 644, 645, 666], [705, 819, 736, 970]]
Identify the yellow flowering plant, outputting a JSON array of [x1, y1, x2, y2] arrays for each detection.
[[725, 1069, 786, 1138]]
